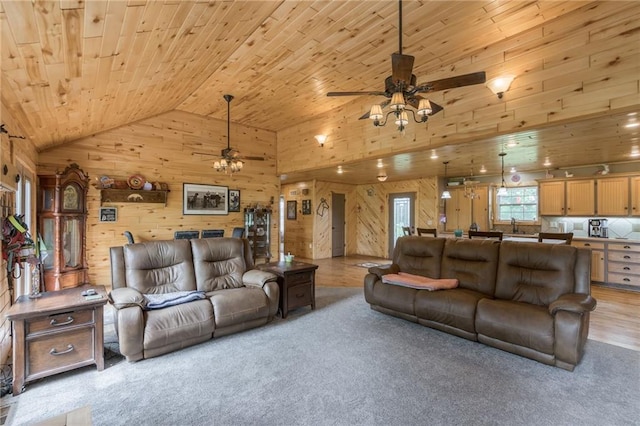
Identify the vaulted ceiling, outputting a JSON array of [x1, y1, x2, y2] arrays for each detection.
[[1, 1, 639, 182]]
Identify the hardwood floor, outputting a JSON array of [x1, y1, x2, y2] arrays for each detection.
[[301, 255, 640, 352]]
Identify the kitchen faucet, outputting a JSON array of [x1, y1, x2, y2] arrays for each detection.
[[511, 217, 518, 233]]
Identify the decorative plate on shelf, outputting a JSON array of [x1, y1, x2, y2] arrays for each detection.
[[127, 175, 146, 190], [511, 174, 521, 183]]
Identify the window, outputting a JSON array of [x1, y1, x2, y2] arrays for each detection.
[[496, 186, 538, 222]]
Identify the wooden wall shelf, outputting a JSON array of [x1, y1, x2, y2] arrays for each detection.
[[100, 189, 169, 206]]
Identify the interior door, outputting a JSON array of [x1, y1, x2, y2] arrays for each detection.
[[388, 192, 415, 259], [331, 193, 345, 257]]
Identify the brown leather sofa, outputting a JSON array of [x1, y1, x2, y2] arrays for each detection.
[[364, 236, 597, 371], [109, 237, 279, 361]]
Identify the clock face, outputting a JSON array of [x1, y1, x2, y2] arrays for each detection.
[[511, 174, 521, 183], [63, 184, 80, 210]]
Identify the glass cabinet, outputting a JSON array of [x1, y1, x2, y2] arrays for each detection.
[[245, 207, 272, 264], [38, 163, 89, 291]]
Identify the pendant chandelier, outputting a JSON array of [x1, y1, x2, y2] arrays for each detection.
[[441, 161, 451, 199], [214, 94, 244, 174], [497, 151, 508, 196], [463, 160, 480, 199]]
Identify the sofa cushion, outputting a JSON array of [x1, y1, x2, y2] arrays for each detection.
[[441, 239, 501, 296], [415, 288, 486, 334], [209, 287, 270, 328], [123, 239, 196, 293], [476, 298, 554, 355], [143, 299, 214, 351], [495, 241, 577, 306], [393, 236, 446, 278], [191, 238, 246, 291]]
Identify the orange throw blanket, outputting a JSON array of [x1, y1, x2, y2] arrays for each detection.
[[382, 272, 459, 291]]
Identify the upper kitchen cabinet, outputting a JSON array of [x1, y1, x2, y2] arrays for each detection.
[[597, 176, 630, 216], [539, 179, 595, 216]]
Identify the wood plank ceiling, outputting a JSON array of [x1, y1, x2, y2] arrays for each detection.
[[1, 1, 639, 183]]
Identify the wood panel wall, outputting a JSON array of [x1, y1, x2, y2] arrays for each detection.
[[38, 110, 279, 288], [356, 178, 439, 259], [277, 2, 640, 176]]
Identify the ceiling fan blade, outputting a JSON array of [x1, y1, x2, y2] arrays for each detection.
[[391, 53, 415, 86], [414, 71, 487, 93], [327, 91, 387, 97], [359, 100, 390, 119]]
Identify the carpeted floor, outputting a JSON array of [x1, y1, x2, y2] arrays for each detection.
[[3, 287, 639, 426]]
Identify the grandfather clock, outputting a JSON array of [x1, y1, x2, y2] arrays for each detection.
[[38, 163, 89, 291]]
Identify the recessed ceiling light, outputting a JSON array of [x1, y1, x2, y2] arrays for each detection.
[[507, 139, 517, 147], [479, 165, 487, 173], [543, 158, 551, 167], [631, 146, 640, 157], [376, 159, 384, 168], [337, 166, 343, 174], [510, 167, 517, 173], [625, 121, 639, 129], [430, 150, 438, 159]]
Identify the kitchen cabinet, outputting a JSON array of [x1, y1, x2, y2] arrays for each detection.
[[597, 177, 629, 216], [631, 177, 640, 216], [445, 185, 488, 232], [245, 207, 272, 264], [607, 242, 640, 288], [38, 164, 89, 292], [539, 179, 595, 216], [539, 181, 565, 216], [572, 241, 605, 282]]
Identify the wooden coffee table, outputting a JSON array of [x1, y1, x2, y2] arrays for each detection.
[[6, 285, 108, 395], [258, 261, 318, 318]]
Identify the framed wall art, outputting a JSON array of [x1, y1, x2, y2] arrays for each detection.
[[183, 183, 228, 215], [99, 207, 117, 222], [228, 189, 241, 212], [302, 199, 311, 215], [287, 200, 297, 220]]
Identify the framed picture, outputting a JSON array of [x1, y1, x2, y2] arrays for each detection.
[[183, 183, 228, 215], [228, 189, 241, 212], [287, 200, 297, 220], [302, 199, 311, 215], [99, 207, 117, 222]]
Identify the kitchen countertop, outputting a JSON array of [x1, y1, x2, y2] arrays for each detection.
[[439, 232, 639, 244]]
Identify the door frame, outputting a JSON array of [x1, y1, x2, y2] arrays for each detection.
[[387, 192, 415, 259]]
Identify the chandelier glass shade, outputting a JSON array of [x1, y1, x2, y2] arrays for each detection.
[[214, 94, 244, 175]]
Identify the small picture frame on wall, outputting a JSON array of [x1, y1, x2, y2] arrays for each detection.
[[287, 200, 297, 220], [302, 199, 311, 215], [99, 207, 117, 222], [228, 189, 241, 212]]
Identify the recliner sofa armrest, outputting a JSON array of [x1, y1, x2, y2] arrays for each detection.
[[368, 264, 400, 279], [108, 287, 146, 310], [548, 293, 597, 315], [243, 269, 278, 288]]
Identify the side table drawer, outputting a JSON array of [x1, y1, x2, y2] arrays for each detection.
[[27, 309, 95, 335], [288, 271, 313, 285], [27, 328, 94, 377], [287, 283, 312, 308]]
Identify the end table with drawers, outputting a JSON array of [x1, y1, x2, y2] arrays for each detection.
[[258, 261, 318, 318], [5, 285, 108, 395]]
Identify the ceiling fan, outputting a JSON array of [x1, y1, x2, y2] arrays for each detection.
[[327, 0, 486, 130]]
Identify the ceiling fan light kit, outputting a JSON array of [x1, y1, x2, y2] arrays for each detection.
[[214, 94, 244, 174], [328, 0, 485, 134]]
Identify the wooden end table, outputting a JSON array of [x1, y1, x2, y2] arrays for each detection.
[[258, 261, 318, 318], [5, 285, 108, 395]]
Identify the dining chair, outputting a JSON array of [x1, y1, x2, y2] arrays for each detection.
[[123, 231, 135, 244], [468, 231, 503, 241], [538, 232, 573, 245], [201, 229, 225, 238], [174, 230, 200, 240], [402, 226, 413, 236], [231, 227, 245, 238], [416, 228, 437, 237]]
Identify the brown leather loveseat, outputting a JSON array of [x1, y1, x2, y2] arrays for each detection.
[[364, 236, 597, 371], [109, 237, 279, 361]]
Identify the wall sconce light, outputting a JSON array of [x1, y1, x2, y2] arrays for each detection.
[[486, 75, 515, 99], [315, 134, 327, 147], [377, 171, 388, 182]]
